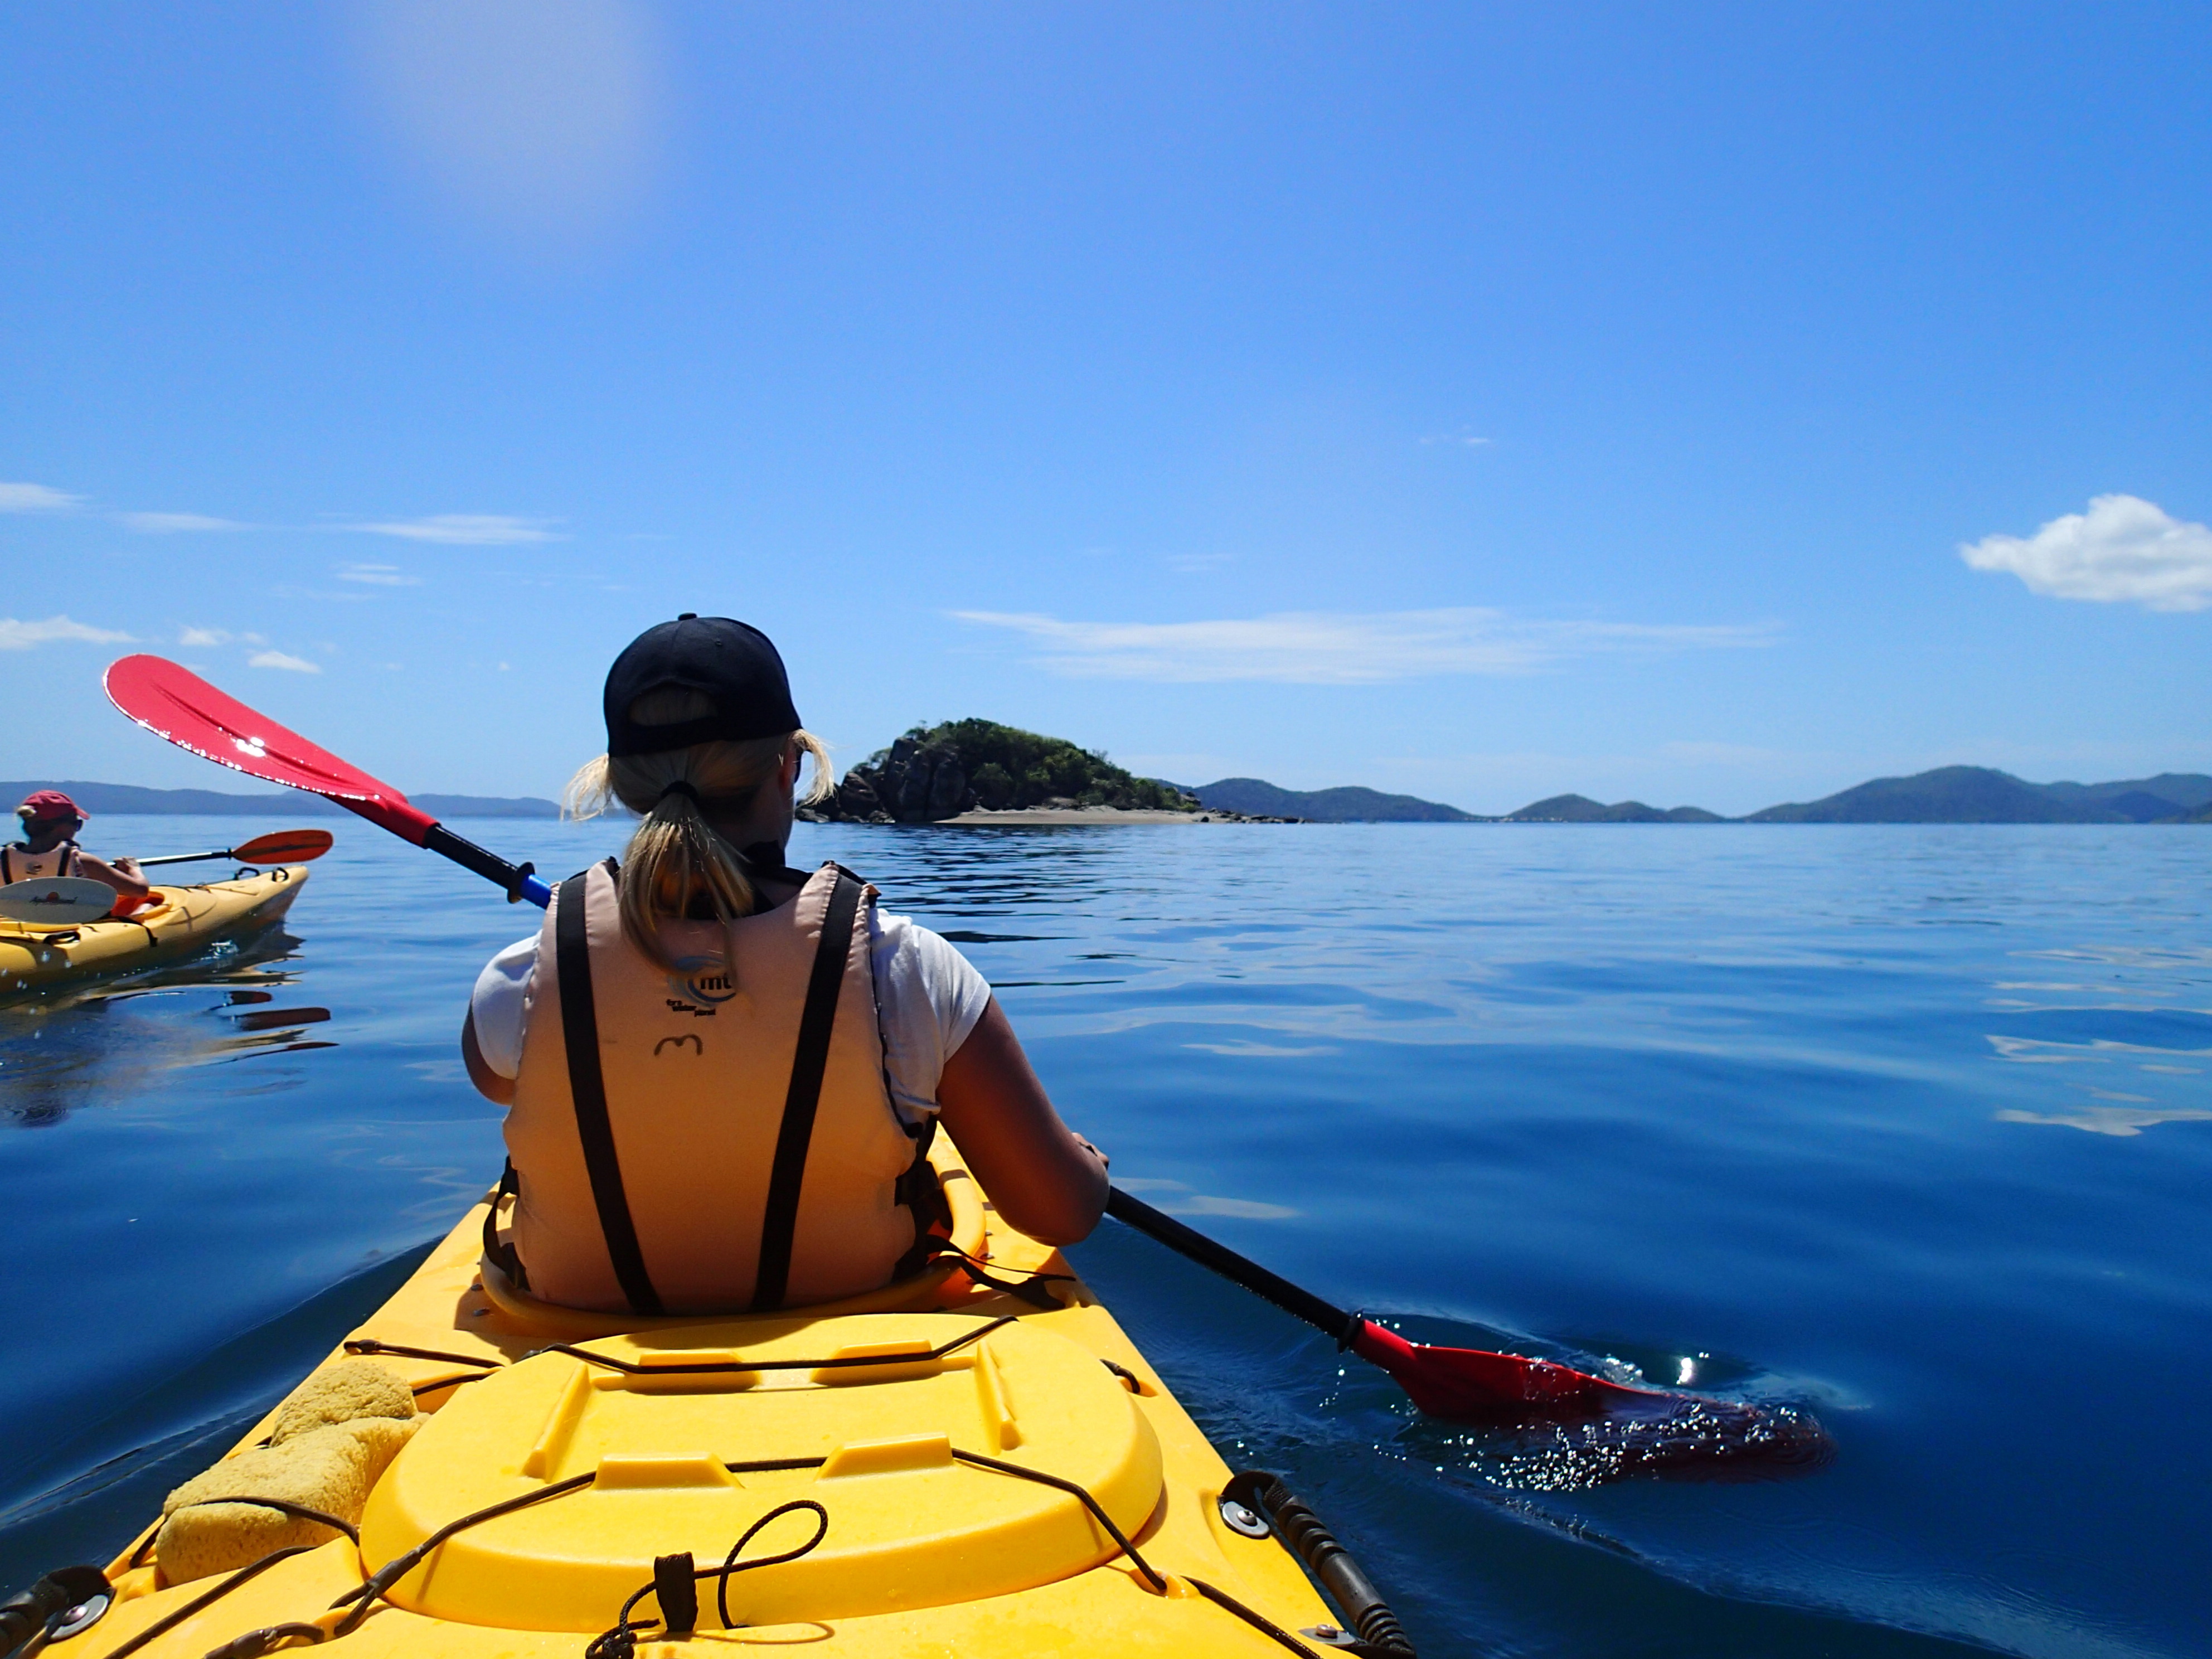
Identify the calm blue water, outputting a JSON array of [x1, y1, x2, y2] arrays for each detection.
[[3, 817, 2207, 1658]]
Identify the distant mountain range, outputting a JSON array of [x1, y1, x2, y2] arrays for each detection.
[[1741, 768, 2212, 824], [1204, 767, 2212, 823], [14, 765, 2212, 829], [0, 780, 560, 819]]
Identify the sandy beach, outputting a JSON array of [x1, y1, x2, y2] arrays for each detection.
[[936, 805, 1214, 825]]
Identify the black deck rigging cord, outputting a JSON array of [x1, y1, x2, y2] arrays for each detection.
[[531, 1313, 1017, 1377], [584, 1500, 832, 1659]]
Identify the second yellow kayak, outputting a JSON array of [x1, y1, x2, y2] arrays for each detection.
[[0, 866, 308, 997]]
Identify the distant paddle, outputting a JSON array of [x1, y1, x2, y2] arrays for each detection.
[[139, 828, 336, 869], [103, 656, 550, 906], [1107, 1186, 1831, 1467], [0, 876, 119, 925]]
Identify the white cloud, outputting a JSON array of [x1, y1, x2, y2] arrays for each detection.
[[347, 513, 561, 545], [953, 607, 1777, 683], [179, 628, 268, 647], [0, 482, 84, 513], [119, 511, 250, 533], [1961, 494, 2212, 612], [0, 615, 133, 649], [249, 650, 322, 673], [338, 562, 424, 585]]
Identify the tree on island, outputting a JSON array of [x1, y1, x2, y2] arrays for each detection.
[[811, 719, 1197, 823]]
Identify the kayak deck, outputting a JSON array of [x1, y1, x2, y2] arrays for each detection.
[[73, 1137, 1356, 1657], [0, 867, 308, 996]]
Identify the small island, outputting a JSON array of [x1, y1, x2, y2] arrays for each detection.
[[803, 720, 1214, 824]]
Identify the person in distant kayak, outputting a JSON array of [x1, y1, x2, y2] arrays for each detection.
[[460, 614, 1108, 1316], [3, 790, 151, 905]]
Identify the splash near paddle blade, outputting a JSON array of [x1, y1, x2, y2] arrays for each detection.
[[103, 656, 433, 843], [0, 876, 120, 925], [1350, 1319, 1833, 1478]]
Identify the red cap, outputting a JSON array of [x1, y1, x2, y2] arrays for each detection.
[[16, 790, 84, 825]]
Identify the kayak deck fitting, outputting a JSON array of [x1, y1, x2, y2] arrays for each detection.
[[0, 867, 308, 996], [39, 1134, 1413, 1658]]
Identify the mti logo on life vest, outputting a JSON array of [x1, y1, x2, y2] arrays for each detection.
[[666, 954, 735, 1015]]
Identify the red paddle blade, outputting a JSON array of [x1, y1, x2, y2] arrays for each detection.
[[1349, 1319, 1834, 1478], [104, 656, 433, 845], [1350, 1319, 1651, 1417], [231, 828, 336, 864]]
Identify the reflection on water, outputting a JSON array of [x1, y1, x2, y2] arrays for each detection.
[[1991, 1104, 2212, 1136], [1, 817, 2208, 1659], [0, 925, 329, 1128]]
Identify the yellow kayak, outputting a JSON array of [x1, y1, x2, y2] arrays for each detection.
[[28, 1134, 1411, 1658], [0, 868, 308, 996]]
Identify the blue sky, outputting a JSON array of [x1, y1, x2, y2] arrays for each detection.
[[4, 2, 2209, 816]]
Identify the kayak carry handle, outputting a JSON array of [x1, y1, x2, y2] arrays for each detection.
[[0, 1565, 110, 1657], [1222, 1472, 1415, 1657]]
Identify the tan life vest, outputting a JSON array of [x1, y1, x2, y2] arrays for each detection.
[[501, 859, 931, 1316], [1, 842, 79, 884]]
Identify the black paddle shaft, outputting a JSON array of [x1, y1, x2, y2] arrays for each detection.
[[1105, 1187, 1361, 1347]]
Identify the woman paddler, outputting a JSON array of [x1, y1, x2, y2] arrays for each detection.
[[460, 614, 1108, 1316], [3, 789, 152, 908]]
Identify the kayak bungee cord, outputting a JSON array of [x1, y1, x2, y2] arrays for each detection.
[[117, 1446, 1175, 1657], [161, 1500, 357, 1547], [77, 1545, 322, 1659], [584, 1502, 831, 1659]]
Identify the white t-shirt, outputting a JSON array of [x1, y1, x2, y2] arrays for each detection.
[[469, 904, 993, 1125]]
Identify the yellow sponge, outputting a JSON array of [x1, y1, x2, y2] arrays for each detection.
[[157, 1415, 418, 1584], [265, 1357, 415, 1443], [156, 1359, 427, 1586]]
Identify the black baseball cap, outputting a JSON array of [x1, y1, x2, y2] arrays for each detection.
[[604, 615, 803, 756]]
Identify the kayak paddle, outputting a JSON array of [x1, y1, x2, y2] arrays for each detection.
[[139, 828, 336, 868], [101, 654, 1822, 1460], [0, 876, 119, 925], [1108, 1186, 1830, 1464], [1107, 1186, 1656, 1417], [104, 656, 551, 906]]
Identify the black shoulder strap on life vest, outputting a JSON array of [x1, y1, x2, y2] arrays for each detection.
[[557, 861, 663, 1316], [751, 866, 865, 1312], [1, 847, 11, 885], [481, 1160, 530, 1291]]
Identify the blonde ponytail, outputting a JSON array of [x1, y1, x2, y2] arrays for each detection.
[[564, 689, 834, 970]]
